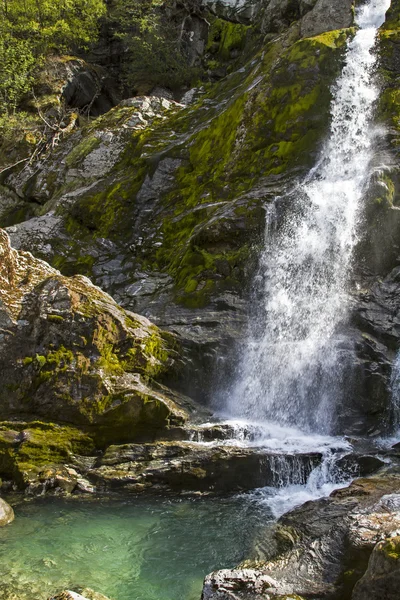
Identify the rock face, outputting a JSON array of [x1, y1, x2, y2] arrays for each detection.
[[0, 0, 396, 429], [0, 228, 200, 447], [2, 15, 352, 404], [0, 498, 14, 526]]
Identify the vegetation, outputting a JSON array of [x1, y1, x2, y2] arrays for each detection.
[[0, 0, 107, 114], [109, 0, 200, 93]]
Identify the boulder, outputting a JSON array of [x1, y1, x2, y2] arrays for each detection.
[[32, 56, 120, 118], [0, 228, 200, 446], [0, 497, 14, 526], [352, 536, 400, 600], [300, 0, 354, 38], [202, 569, 297, 599]]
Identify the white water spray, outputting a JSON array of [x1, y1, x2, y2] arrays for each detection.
[[225, 0, 390, 434]]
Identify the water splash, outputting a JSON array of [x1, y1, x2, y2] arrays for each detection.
[[225, 0, 390, 434], [250, 450, 353, 518]]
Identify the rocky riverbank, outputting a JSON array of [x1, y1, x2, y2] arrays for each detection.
[[202, 467, 400, 600]]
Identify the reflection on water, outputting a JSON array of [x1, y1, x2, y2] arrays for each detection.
[[0, 495, 271, 600]]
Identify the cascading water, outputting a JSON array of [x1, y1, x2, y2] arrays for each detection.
[[390, 350, 400, 431], [225, 0, 391, 434]]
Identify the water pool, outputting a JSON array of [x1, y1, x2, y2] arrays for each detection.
[[0, 495, 272, 600]]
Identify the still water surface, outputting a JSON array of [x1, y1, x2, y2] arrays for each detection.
[[0, 495, 271, 600]]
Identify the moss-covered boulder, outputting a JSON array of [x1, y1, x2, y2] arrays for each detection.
[[0, 228, 198, 446], [352, 536, 400, 600], [0, 421, 94, 490]]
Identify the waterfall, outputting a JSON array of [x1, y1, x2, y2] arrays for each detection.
[[391, 351, 400, 431], [225, 0, 390, 433]]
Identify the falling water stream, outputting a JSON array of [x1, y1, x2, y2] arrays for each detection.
[[0, 2, 392, 599], [227, 0, 390, 432], [216, 0, 392, 514]]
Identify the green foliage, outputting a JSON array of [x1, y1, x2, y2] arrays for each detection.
[[0, 0, 106, 114], [110, 0, 199, 92], [0, 33, 36, 112]]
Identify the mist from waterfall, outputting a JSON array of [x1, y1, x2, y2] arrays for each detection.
[[225, 0, 391, 434]]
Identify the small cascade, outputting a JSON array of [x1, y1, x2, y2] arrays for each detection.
[[224, 0, 391, 434], [267, 454, 319, 488], [254, 450, 353, 518]]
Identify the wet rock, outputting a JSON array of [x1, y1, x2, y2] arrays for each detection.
[[88, 441, 322, 493], [201, 569, 294, 600], [336, 454, 386, 478], [50, 591, 112, 600], [352, 536, 400, 600], [0, 497, 14, 526]]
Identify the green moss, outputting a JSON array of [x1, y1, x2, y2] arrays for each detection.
[[35, 354, 47, 368], [44, 346, 74, 370], [206, 18, 250, 61], [65, 135, 101, 168], [379, 537, 400, 560], [96, 343, 124, 375], [0, 421, 95, 486], [47, 314, 65, 322]]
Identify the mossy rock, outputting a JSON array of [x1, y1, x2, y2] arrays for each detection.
[[0, 421, 94, 486], [0, 229, 192, 446]]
